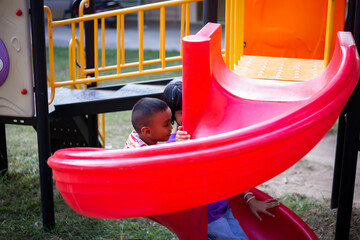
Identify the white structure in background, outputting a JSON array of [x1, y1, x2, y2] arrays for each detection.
[[0, 0, 34, 117]]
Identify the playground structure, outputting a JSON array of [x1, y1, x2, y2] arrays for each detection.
[[0, 0, 360, 239], [0, 0, 34, 117], [48, 21, 359, 239]]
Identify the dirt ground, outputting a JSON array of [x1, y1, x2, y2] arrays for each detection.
[[259, 133, 360, 208]]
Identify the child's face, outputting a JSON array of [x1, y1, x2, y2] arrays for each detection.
[[146, 108, 173, 144], [174, 110, 182, 126]]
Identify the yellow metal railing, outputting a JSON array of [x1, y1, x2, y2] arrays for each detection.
[[44, 0, 201, 104], [224, 0, 244, 70], [324, 0, 336, 66]]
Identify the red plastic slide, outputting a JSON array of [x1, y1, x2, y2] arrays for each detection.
[[48, 23, 359, 239]]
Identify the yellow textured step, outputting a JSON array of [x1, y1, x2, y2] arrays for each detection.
[[234, 55, 325, 82]]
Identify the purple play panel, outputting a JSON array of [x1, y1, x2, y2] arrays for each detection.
[[0, 39, 10, 87]]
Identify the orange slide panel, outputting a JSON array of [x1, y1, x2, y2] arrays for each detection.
[[243, 0, 346, 59]]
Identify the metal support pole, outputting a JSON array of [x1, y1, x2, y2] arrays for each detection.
[[84, 0, 95, 73], [334, 83, 360, 239], [330, 108, 346, 208], [0, 123, 7, 177], [203, 0, 218, 26], [331, 0, 358, 211], [354, 0, 360, 49], [30, 0, 55, 230], [333, 0, 360, 238], [84, 0, 99, 147], [345, 0, 357, 32]]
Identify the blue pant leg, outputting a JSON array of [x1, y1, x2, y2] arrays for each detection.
[[208, 209, 248, 240], [224, 209, 248, 240]]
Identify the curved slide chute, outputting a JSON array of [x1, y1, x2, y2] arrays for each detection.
[[48, 23, 359, 238]]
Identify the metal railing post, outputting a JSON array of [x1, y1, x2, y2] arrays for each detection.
[[84, 0, 100, 147], [333, 0, 360, 239], [30, 0, 55, 230], [203, 0, 218, 25]]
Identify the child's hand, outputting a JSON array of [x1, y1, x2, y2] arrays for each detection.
[[247, 197, 280, 221], [176, 126, 191, 142]]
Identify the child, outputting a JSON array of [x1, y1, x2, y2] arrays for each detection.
[[163, 80, 280, 240], [124, 97, 173, 148], [163, 80, 190, 143]]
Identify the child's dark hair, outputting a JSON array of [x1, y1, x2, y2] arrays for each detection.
[[163, 80, 182, 124], [131, 97, 169, 133]]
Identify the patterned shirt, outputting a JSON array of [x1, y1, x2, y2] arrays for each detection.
[[124, 130, 148, 149]]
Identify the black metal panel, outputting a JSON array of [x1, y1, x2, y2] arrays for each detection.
[[50, 116, 88, 152]]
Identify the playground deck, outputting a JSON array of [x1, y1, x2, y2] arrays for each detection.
[[234, 56, 325, 82], [48, 78, 173, 117]]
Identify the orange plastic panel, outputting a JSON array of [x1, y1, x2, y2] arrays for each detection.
[[243, 0, 346, 59]]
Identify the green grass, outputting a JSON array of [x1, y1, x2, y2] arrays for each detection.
[[278, 193, 360, 240], [0, 175, 176, 240]]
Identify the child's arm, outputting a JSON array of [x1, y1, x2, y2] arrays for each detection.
[[175, 126, 191, 142], [243, 191, 280, 221]]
